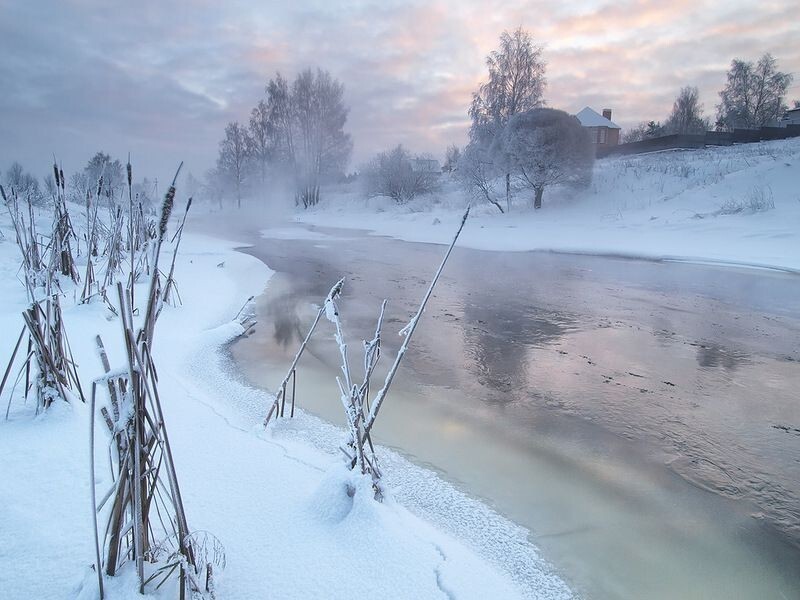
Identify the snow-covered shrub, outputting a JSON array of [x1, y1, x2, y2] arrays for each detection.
[[718, 185, 775, 214], [495, 108, 594, 209], [361, 145, 440, 203]]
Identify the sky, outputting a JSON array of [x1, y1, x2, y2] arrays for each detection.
[[1, 0, 798, 183]]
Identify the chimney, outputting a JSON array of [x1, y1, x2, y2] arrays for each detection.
[[602, 108, 612, 121]]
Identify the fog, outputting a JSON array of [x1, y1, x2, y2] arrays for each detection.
[[2, 1, 798, 184]]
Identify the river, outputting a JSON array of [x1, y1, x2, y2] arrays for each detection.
[[221, 220, 800, 600]]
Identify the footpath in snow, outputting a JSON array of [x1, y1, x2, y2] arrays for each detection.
[[0, 205, 572, 599], [292, 138, 800, 273]]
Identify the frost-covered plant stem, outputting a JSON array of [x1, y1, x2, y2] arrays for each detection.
[[363, 206, 470, 438], [264, 293, 332, 425]]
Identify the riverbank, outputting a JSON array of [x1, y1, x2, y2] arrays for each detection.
[[0, 209, 563, 598], [293, 138, 800, 273]]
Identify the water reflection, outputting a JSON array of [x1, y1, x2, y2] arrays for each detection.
[[460, 295, 576, 395], [695, 343, 751, 370], [232, 226, 800, 600], [267, 292, 304, 348]]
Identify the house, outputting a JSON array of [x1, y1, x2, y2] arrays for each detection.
[[780, 107, 800, 127], [410, 158, 440, 174], [575, 107, 621, 150]]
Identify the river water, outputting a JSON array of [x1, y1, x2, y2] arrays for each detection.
[[225, 222, 800, 600]]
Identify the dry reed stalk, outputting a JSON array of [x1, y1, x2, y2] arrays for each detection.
[[326, 207, 470, 497], [162, 196, 192, 306], [1, 183, 85, 413], [261, 208, 470, 497], [88, 168, 221, 599]]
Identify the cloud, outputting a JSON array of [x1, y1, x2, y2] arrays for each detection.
[[1, 0, 798, 183]]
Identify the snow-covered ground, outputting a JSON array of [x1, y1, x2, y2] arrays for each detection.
[[0, 206, 571, 598], [294, 139, 800, 272]]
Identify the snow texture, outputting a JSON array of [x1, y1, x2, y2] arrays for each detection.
[[291, 138, 800, 273], [575, 107, 620, 129], [0, 210, 571, 598]]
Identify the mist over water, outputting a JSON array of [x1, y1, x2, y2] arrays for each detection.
[[214, 218, 800, 600]]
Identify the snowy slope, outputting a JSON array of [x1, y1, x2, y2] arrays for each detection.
[[0, 208, 571, 599], [294, 138, 800, 272]]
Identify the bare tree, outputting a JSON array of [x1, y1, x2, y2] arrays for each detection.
[[458, 137, 503, 213], [262, 70, 352, 208], [85, 152, 125, 197], [362, 145, 438, 203], [622, 120, 665, 143], [443, 144, 461, 172], [292, 69, 352, 207], [247, 99, 274, 191], [4, 162, 41, 202], [664, 86, 709, 134], [216, 121, 250, 208], [496, 108, 593, 209], [469, 27, 546, 211], [717, 53, 793, 129]]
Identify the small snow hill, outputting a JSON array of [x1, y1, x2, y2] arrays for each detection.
[[297, 137, 800, 273]]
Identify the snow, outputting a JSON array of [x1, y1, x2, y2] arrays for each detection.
[[291, 138, 800, 273], [575, 107, 620, 129], [260, 226, 352, 241], [0, 204, 571, 598]]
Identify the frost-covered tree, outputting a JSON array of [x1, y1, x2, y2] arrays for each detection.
[[217, 121, 250, 208], [622, 122, 649, 143], [84, 152, 124, 196], [468, 27, 546, 211], [184, 171, 200, 200], [362, 145, 439, 203], [443, 144, 461, 172], [42, 173, 57, 199], [458, 138, 504, 213], [263, 69, 352, 208], [664, 86, 709, 134], [496, 108, 593, 209], [469, 28, 546, 131], [247, 99, 275, 189], [132, 177, 156, 209], [621, 120, 667, 142], [203, 167, 225, 210], [716, 54, 793, 129], [4, 162, 41, 201]]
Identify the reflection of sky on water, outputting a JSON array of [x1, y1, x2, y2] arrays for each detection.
[[232, 227, 800, 600]]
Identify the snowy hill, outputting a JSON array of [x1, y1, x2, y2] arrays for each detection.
[[296, 138, 800, 272]]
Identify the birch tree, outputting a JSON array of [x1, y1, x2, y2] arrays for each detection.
[[263, 69, 352, 208], [217, 121, 249, 208], [716, 54, 793, 129], [664, 86, 709, 134], [247, 99, 274, 190], [468, 27, 546, 211]]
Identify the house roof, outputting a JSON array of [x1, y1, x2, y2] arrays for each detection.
[[575, 107, 621, 129]]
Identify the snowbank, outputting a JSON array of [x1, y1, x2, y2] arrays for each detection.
[[0, 209, 571, 598], [294, 138, 800, 273]]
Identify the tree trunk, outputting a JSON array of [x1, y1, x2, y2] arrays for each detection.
[[534, 187, 543, 210], [505, 172, 511, 212]]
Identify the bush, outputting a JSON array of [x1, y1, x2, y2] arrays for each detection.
[[718, 185, 775, 214], [362, 145, 439, 203]]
